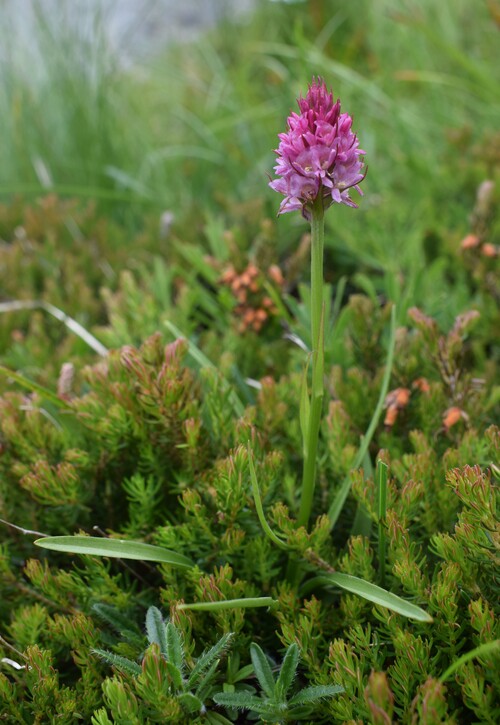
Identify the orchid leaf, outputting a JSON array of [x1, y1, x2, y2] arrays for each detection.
[[34, 535, 194, 568], [320, 573, 432, 622]]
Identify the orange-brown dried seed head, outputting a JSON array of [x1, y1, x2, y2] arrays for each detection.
[[481, 242, 497, 258], [443, 406, 464, 429], [460, 234, 480, 250], [268, 264, 285, 286]]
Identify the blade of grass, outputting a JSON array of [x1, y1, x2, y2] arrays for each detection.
[[0, 300, 108, 356], [377, 459, 389, 586], [439, 640, 500, 683], [164, 320, 245, 418], [327, 304, 396, 531], [0, 365, 72, 410], [350, 450, 374, 538], [247, 444, 289, 550], [331, 275, 347, 324]]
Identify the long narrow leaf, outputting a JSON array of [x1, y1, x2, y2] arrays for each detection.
[[247, 444, 288, 550], [321, 573, 432, 622], [327, 304, 396, 530], [194, 659, 221, 701], [250, 643, 276, 699], [350, 450, 374, 538], [331, 275, 347, 324], [439, 640, 500, 683], [377, 459, 389, 586], [0, 365, 72, 410], [164, 320, 245, 417], [0, 300, 108, 356], [177, 597, 277, 612], [165, 661, 183, 689], [34, 536, 194, 568]]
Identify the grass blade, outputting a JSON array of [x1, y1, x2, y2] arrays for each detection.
[[0, 300, 108, 357], [0, 365, 72, 410], [377, 459, 389, 586], [439, 640, 500, 683], [247, 444, 289, 550], [327, 304, 396, 530], [164, 320, 245, 417]]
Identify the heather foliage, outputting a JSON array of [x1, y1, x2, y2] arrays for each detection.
[[1, 1, 499, 723]]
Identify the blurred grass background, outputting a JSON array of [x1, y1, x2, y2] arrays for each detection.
[[1, 0, 499, 332]]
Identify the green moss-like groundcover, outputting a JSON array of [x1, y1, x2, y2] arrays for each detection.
[[0, 196, 498, 722]]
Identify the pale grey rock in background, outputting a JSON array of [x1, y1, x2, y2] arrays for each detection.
[[0, 0, 257, 69]]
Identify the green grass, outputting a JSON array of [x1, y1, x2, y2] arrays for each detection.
[[2, 0, 498, 243], [0, 0, 498, 380]]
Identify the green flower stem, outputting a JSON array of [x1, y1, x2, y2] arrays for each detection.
[[298, 195, 325, 529]]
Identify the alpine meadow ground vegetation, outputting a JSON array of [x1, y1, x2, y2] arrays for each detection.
[[1, 1, 499, 722]]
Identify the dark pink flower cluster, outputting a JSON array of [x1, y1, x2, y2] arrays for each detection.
[[269, 78, 365, 218]]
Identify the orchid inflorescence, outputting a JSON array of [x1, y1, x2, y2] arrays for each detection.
[[269, 77, 365, 219]]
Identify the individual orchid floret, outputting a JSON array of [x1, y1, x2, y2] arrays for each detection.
[[269, 77, 366, 218]]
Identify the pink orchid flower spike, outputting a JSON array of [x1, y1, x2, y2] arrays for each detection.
[[269, 77, 366, 219]]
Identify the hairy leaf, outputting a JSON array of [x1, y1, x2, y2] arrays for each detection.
[[275, 643, 299, 701], [165, 621, 184, 673], [188, 632, 233, 689], [288, 684, 344, 706], [250, 643, 276, 699], [145, 606, 168, 654], [92, 648, 141, 677], [213, 691, 272, 715]]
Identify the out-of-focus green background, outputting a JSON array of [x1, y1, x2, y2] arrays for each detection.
[[1, 0, 499, 338]]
